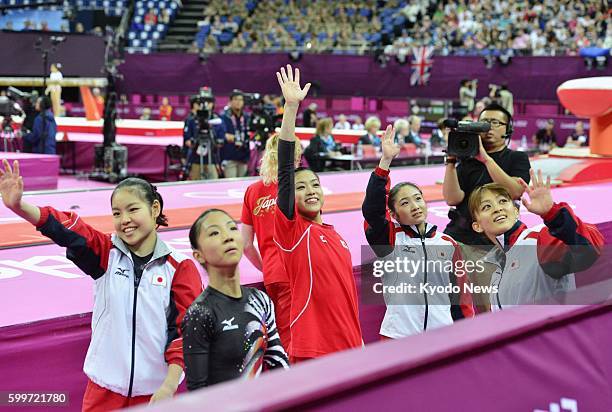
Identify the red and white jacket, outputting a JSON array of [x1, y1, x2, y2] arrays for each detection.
[[363, 167, 474, 338], [36, 207, 203, 396], [481, 203, 603, 310]]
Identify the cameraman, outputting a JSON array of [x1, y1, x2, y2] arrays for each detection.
[[183, 96, 223, 180], [23, 96, 57, 155], [442, 102, 531, 245], [220, 90, 250, 178]]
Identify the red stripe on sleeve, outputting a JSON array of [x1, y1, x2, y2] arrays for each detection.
[[165, 257, 203, 367]]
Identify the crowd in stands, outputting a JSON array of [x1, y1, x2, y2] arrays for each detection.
[[383, 0, 611, 58], [193, 0, 611, 56], [2, 0, 609, 56]]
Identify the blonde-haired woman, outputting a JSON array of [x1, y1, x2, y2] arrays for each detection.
[[360, 116, 381, 146], [241, 133, 302, 350], [315, 117, 336, 152]]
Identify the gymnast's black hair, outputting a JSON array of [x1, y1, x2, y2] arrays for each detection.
[[111, 178, 168, 227], [188, 208, 234, 249]]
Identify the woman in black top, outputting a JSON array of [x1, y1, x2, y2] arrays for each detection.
[[182, 209, 289, 390]]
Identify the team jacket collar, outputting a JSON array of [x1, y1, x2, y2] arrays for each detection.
[[496, 220, 528, 250], [400, 223, 437, 239], [111, 234, 172, 262]]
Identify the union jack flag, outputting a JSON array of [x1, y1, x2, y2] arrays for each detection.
[[410, 46, 434, 86]]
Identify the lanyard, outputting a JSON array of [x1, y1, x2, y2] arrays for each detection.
[[229, 111, 246, 142]]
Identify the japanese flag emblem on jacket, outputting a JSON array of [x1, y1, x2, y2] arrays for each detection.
[[152, 274, 167, 287]]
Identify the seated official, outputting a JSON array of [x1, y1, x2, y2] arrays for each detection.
[[360, 116, 381, 146], [533, 119, 557, 152], [430, 118, 450, 148], [404, 115, 426, 148], [304, 118, 340, 172], [565, 120, 588, 147]]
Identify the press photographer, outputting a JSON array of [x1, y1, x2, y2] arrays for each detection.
[[442, 102, 531, 245], [220, 89, 250, 178], [22, 95, 57, 155], [244, 92, 279, 175], [182, 87, 224, 180], [0, 88, 27, 152]]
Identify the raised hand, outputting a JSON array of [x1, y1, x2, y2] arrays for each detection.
[[0, 159, 24, 210], [276, 64, 311, 106], [518, 169, 553, 217], [377, 125, 399, 171], [380, 125, 400, 161]]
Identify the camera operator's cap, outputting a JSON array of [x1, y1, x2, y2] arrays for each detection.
[[230, 89, 244, 99]]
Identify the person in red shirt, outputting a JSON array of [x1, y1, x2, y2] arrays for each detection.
[[144, 8, 158, 26], [159, 97, 173, 121], [241, 133, 302, 349], [273, 65, 362, 362]]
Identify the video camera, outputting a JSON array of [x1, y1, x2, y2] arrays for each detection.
[[0, 87, 30, 117], [193, 86, 223, 145], [444, 119, 491, 159], [243, 92, 278, 150]]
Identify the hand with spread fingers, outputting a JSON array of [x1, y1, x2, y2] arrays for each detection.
[[276, 64, 311, 107], [0, 159, 24, 211], [518, 169, 553, 217], [378, 125, 399, 170], [380, 125, 399, 161]]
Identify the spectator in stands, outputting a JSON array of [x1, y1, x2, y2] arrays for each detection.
[[566, 120, 588, 147], [159, 97, 173, 121], [352, 116, 364, 131], [75, 22, 85, 33], [360, 116, 381, 147], [302, 102, 318, 128], [220, 90, 250, 178], [334, 114, 351, 130], [92, 26, 103, 36], [534, 119, 557, 153], [405, 115, 425, 148], [459, 79, 477, 113], [144, 8, 158, 26], [160, 9, 171, 25], [4, 21, 13, 31], [23, 96, 56, 155], [140, 108, 152, 120]]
